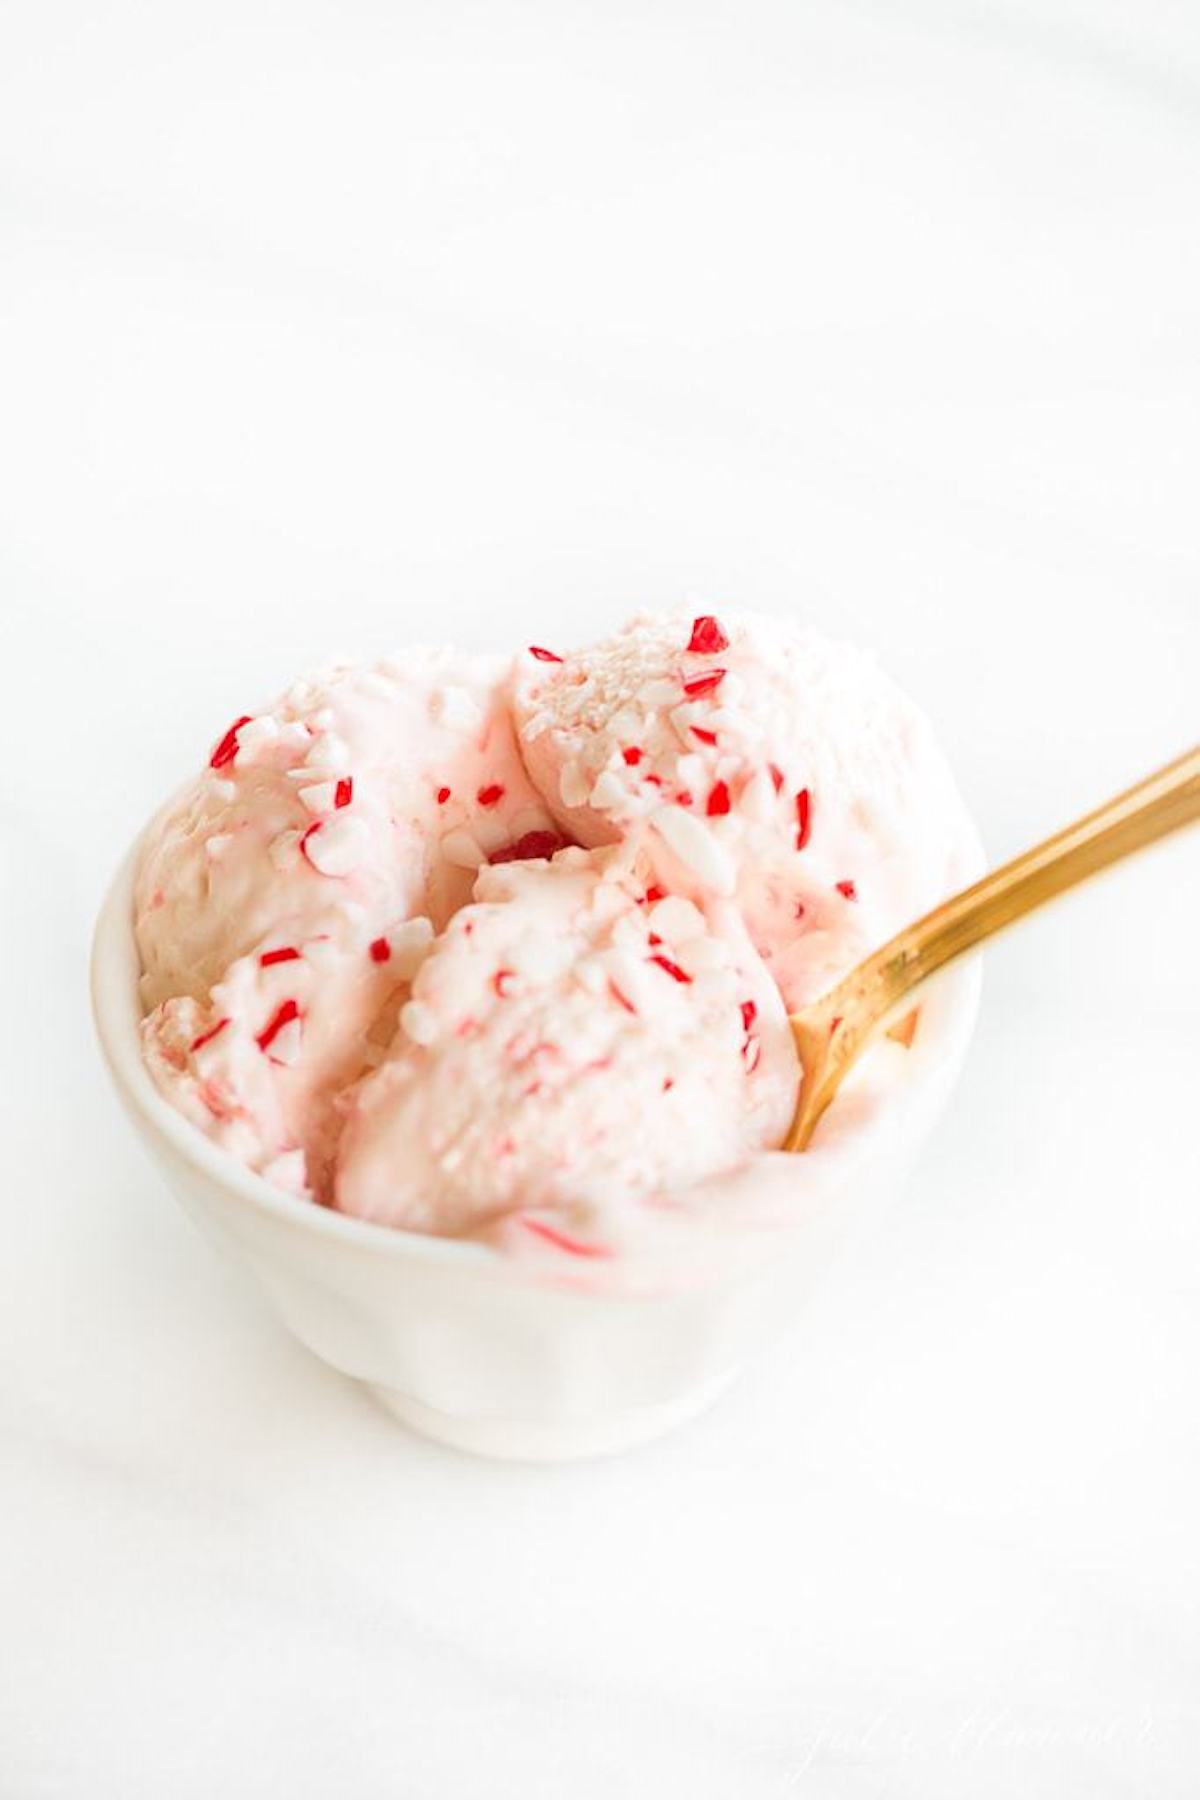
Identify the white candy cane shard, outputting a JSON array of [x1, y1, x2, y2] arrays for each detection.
[[261, 1148, 308, 1191], [651, 805, 737, 894], [599, 946, 653, 1012], [304, 815, 366, 876], [234, 715, 280, 757], [638, 678, 679, 709], [589, 770, 627, 811], [432, 686, 483, 734], [304, 731, 351, 773], [609, 706, 644, 742], [298, 782, 337, 815], [647, 895, 707, 943]]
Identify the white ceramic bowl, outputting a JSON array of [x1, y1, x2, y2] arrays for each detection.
[[92, 837, 980, 1461]]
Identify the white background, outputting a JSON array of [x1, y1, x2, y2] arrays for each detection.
[[2, 1, 1198, 1794]]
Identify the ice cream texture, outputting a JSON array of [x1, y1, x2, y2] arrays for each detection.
[[136, 612, 977, 1258], [513, 611, 972, 1010], [336, 851, 798, 1250]]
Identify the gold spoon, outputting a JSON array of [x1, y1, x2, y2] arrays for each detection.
[[785, 743, 1200, 1152]]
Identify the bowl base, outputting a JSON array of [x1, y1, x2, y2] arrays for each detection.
[[364, 1368, 740, 1461]]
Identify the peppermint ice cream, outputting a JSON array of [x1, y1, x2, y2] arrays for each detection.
[[137, 651, 561, 1195], [336, 850, 797, 1253], [134, 610, 977, 1258], [513, 612, 974, 1009]]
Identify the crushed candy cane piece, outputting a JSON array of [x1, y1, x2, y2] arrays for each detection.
[[190, 1018, 230, 1053], [209, 715, 251, 769], [681, 668, 726, 699], [795, 787, 813, 851], [652, 804, 736, 893], [256, 998, 301, 1057], [301, 814, 366, 876], [686, 615, 730, 655], [648, 952, 692, 985]]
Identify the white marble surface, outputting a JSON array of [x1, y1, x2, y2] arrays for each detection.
[[3, 1, 1199, 1793]]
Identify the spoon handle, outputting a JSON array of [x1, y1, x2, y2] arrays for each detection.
[[785, 742, 1200, 1151]]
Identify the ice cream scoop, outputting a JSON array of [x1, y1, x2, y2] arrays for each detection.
[[513, 611, 977, 1009], [335, 846, 798, 1251], [131, 611, 989, 1255], [137, 650, 564, 1195], [138, 649, 561, 1007]]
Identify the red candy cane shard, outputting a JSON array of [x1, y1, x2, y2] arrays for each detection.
[[209, 715, 251, 769], [648, 953, 692, 985], [190, 1018, 230, 1053], [256, 999, 300, 1054], [795, 787, 813, 851], [681, 668, 726, 699], [686, 615, 730, 655]]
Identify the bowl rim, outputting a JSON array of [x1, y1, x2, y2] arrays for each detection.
[[92, 822, 981, 1275]]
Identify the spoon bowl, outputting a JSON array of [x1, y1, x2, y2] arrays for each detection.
[[786, 743, 1200, 1152]]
